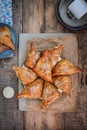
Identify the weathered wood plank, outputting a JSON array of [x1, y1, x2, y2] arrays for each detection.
[[22, 0, 44, 33], [64, 112, 87, 130], [77, 34, 87, 113], [44, 0, 64, 33], [25, 111, 65, 130], [13, 0, 22, 33], [64, 30, 87, 129], [0, 0, 24, 130]]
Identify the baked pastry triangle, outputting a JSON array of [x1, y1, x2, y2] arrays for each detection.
[[41, 81, 61, 109], [33, 51, 53, 83], [53, 76, 71, 97], [24, 43, 40, 69], [0, 42, 10, 52], [47, 44, 64, 68], [53, 58, 83, 76], [13, 66, 38, 85], [0, 27, 15, 50], [17, 78, 43, 99]]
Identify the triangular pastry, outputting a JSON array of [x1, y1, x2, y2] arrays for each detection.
[[13, 66, 38, 85], [24, 43, 40, 69], [33, 51, 53, 82], [17, 78, 43, 99], [0, 27, 15, 50], [0, 42, 10, 52], [53, 58, 83, 76], [53, 76, 71, 97], [41, 81, 61, 109], [47, 44, 64, 68]]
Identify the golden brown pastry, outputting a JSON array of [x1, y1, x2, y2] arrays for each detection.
[[17, 78, 43, 99], [47, 44, 64, 69], [41, 81, 61, 109], [53, 58, 83, 76], [13, 66, 38, 85], [0, 42, 10, 52], [33, 51, 53, 83], [0, 27, 15, 50], [24, 43, 40, 69], [53, 76, 71, 97]]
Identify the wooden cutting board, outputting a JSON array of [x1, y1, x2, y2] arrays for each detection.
[[18, 33, 79, 112]]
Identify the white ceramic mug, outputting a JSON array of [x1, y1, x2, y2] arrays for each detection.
[[68, 0, 87, 19]]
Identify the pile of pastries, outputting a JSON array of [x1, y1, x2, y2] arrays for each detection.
[[13, 43, 83, 109], [0, 27, 15, 52]]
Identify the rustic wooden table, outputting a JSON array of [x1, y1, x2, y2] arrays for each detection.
[[0, 0, 87, 130]]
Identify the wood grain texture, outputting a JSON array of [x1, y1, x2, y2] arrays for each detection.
[[0, 0, 24, 130], [77, 34, 87, 113], [13, 0, 22, 33], [44, 0, 64, 33], [23, 0, 44, 33], [64, 27, 87, 130], [25, 111, 65, 130]]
